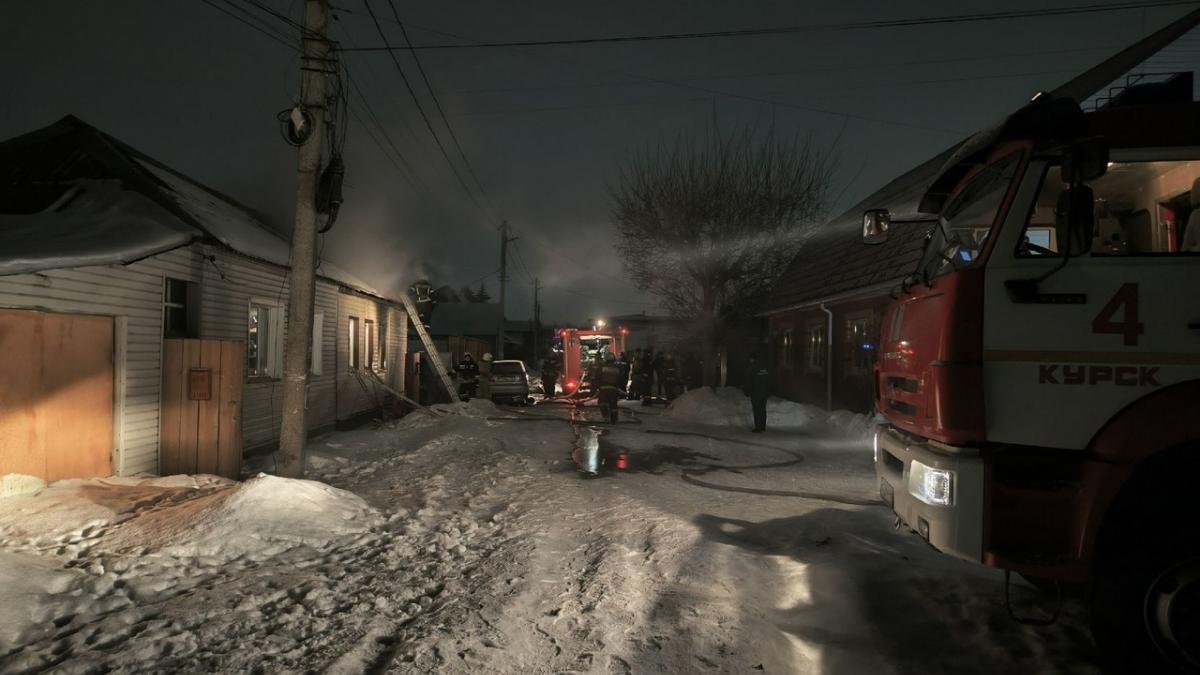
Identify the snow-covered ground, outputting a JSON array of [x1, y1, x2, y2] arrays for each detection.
[[0, 391, 1098, 673]]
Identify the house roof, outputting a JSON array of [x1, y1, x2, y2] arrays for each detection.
[[762, 149, 949, 314], [0, 115, 379, 297]]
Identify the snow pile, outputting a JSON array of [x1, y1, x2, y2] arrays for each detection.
[[665, 387, 878, 437], [159, 474, 382, 559]]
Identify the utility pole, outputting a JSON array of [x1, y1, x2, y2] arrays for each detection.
[[532, 277, 540, 361], [277, 0, 330, 478], [497, 220, 516, 359]]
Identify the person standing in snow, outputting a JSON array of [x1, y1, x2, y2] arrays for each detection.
[[615, 352, 631, 396], [595, 351, 624, 424], [744, 351, 770, 433], [541, 352, 560, 400]]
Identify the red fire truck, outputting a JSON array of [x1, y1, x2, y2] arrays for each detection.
[[868, 86, 1199, 671], [557, 326, 628, 397]]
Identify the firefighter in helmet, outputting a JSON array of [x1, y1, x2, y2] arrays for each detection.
[[596, 351, 624, 424]]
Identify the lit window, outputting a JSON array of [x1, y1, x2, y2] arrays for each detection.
[[777, 329, 794, 369], [365, 319, 375, 370], [807, 323, 826, 373], [379, 320, 388, 371], [349, 317, 360, 369], [248, 302, 282, 378]]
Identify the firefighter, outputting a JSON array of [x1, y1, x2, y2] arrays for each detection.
[[662, 352, 680, 400], [628, 348, 644, 399], [596, 351, 623, 424], [541, 352, 560, 400], [457, 352, 479, 399], [651, 351, 666, 397], [744, 351, 769, 432], [616, 352, 631, 396], [638, 350, 656, 404]]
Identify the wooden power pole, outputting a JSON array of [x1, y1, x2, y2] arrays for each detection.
[[497, 220, 516, 360], [277, 0, 330, 478], [532, 276, 540, 361]]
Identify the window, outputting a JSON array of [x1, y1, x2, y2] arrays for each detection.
[[846, 313, 876, 374], [379, 320, 388, 371], [163, 277, 196, 338], [310, 312, 323, 376], [776, 329, 794, 369], [247, 301, 282, 378], [920, 152, 1022, 280], [349, 317, 360, 369], [1018, 158, 1200, 257], [365, 319, 375, 370], [806, 321, 826, 373]]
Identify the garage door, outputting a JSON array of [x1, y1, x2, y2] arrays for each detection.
[[0, 308, 114, 481]]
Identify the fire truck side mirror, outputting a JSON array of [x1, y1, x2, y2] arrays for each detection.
[[862, 209, 891, 245], [1060, 137, 1109, 183]]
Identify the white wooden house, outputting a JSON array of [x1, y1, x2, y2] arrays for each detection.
[[0, 116, 406, 488]]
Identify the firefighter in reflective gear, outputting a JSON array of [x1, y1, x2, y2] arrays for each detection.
[[456, 353, 480, 399], [744, 351, 769, 432], [596, 351, 623, 424]]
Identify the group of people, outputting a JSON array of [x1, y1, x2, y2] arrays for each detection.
[[533, 346, 774, 434]]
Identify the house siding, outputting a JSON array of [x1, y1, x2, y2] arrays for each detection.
[[196, 245, 340, 451], [335, 291, 405, 422], [768, 296, 888, 413], [0, 247, 200, 475], [0, 239, 403, 474]]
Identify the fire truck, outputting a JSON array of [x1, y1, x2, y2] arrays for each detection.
[[868, 84, 1200, 671], [557, 325, 628, 397]]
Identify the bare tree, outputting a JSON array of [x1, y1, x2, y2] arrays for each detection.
[[611, 125, 835, 385]]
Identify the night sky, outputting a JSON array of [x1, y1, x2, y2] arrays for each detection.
[[4, 1, 1192, 323]]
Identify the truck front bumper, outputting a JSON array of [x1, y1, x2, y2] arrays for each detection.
[[874, 425, 985, 563]]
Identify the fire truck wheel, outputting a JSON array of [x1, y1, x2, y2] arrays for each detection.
[[1091, 450, 1200, 675]]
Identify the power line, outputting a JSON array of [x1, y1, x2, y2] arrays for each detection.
[[199, 0, 296, 49], [386, 0, 500, 223], [448, 68, 1084, 119], [336, 1, 1200, 51], [335, 10, 960, 134], [441, 45, 1118, 96], [361, 0, 492, 221]]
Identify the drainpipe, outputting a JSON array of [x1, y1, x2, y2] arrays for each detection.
[[820, 303, 834, 411]]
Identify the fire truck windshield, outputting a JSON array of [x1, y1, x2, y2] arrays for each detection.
[[920, 152, 1022, 281]]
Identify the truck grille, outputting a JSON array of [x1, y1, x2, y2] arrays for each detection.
[[886, 376, 919, 393]]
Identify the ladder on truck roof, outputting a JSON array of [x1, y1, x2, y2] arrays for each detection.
[[398, 293, 460, 403]]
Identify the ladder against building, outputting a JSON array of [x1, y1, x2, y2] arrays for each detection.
[[398, 293, 460, 403]]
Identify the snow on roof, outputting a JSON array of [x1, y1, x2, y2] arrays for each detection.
[[130, 156, 380, 296], [0, 116, 381, 298], [0, 179, 194, 276]]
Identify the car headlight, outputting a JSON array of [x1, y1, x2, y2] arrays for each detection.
[[909, 459, 953, 506]]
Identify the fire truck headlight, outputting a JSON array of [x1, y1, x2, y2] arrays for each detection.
[[909, 460, 953, 506]]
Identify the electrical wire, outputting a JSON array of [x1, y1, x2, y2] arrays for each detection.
[[386, 0, 500, 223], [200, 0, 296, 49], [360, 0, 494, 222], [336, 1, 1200, 51]]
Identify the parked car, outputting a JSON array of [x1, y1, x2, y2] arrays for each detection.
[[488, 360, 530, 404]]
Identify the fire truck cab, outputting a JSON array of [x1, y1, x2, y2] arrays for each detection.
[[869, 93, 1200, 671]]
